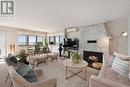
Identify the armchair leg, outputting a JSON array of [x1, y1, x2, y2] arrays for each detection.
[[5, 73, 9, 82], [10, 81, 13, 87], [51, 58, 53, 62], [37, 62, 39, 67], [44, 60, 47, 64]]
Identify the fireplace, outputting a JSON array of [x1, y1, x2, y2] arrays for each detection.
[[83, 51, 103, 69]]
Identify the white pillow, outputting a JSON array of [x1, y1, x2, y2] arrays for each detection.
[[114, 52, 130, 61], [112, 53, 129, 78], [112, 57, 129, 77]]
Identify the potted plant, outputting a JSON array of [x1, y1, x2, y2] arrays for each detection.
[[16, 49, 29, 65], [70, 52, 82, 64], [44, 38, 50, 52], [44, 38, 49, 47]]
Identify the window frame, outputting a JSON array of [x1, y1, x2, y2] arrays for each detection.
[[49, 35, 64, 45], [59, 36, 64, 44], [18, 35, 28, 46], [28, 35, 37, 46], [18, 35, 45, 46]]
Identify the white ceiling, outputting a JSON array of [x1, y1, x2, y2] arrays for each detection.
[[0, 0, 130, 33]]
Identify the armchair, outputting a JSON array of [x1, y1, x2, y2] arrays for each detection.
[[89, 55, 130, 87], [8, 66, 57, 87]]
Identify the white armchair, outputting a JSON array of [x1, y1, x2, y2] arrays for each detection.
[[8, 66, 57, 87], [89, 55, 130, 87]]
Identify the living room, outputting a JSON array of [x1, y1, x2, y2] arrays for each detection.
[[0, 0, 130, 87]]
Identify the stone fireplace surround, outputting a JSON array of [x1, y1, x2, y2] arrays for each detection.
[[67, 23, 109, 57]]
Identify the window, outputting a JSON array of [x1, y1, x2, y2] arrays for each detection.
[[18, 34, 46, 46], [59, 36, 64, 44], [37, 36, 43, 43], [55, 36, 59, 45], [29, 36, 36, 45], [18, 35, 27, 45], [49, 36, 64, 45], [37, 36, 45, 46], [49, 36, 55, 44]]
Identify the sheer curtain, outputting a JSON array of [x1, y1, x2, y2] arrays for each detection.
[[0, 31, 5, 57]]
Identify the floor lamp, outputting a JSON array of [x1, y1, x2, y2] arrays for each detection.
[[116, 32, 128, 52], [109, 32, 128, 53]]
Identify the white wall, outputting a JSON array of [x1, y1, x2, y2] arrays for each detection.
[[105, 18, 128, 55], [0, 27, 18, 56], [128, 16, 130, 56], [0, 26, 47, 56], [6, 30, 18, 55], [0, 31, 6, 56]]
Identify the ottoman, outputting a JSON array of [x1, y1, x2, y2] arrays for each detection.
[[46, 52, 58, 62]]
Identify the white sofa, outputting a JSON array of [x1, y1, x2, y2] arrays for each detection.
[[89, 55, 130, 87]]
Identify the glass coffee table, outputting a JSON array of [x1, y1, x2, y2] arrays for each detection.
[[63, 59, 88, 80]]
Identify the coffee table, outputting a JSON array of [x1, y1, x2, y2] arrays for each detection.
[[63, 59, 88, 80]]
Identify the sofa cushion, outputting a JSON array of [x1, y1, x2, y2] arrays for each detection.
[[111, 52, 130, 78]]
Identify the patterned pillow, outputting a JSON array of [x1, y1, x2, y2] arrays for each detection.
[[111, 52, 129, 78]]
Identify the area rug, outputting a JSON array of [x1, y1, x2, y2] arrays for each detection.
[[38, 58, 99, 87]]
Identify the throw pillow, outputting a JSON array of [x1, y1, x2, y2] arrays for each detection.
[[111, 56, 129, 78], [114, 52, 130, 61], [16, 63, 38, 82]]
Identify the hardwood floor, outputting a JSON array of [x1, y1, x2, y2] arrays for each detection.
[[0, 58, 99, 87], [0, 59, 11, 87]]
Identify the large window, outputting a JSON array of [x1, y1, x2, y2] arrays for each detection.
[[59, 36, 64, 44], [18, 35, 45, 46], [29, 36, 36, 45], [55, 36, 59, 45], [18, 35, 27, 45], [49, 36, 64, 45], [37, 36, 43, 43], [49, 36, 55, 44]]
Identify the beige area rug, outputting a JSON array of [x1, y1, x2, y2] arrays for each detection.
[[38, 57, 99, 87]]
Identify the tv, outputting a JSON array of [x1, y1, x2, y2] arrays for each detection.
[[63, 38, 79, 48]]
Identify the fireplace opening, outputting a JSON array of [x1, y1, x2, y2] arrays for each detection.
[[83, 51, 103, 70]]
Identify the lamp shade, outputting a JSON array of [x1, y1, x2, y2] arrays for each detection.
[[122, 32, 128, 37]]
